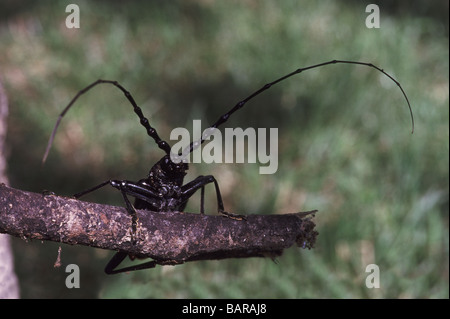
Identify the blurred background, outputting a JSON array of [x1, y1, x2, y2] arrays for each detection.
[[0, 0, 448, 298]]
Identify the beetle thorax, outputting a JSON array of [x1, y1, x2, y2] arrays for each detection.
[[147, 155, 188, 192]]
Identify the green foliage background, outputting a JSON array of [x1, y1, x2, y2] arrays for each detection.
[[0, 0, 448, 298]]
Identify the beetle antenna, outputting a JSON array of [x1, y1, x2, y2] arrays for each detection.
[[181, 59, 414, 159], [42, 80, 171, 164]]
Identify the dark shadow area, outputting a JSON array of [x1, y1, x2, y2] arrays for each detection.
[[0, 0, 41, 20]]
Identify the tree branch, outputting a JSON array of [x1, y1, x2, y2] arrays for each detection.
[[0, 184, 318, 266]]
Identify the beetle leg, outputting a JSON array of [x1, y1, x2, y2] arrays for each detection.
[[181, 175, 246, 220], [104, 252, 158, 275]]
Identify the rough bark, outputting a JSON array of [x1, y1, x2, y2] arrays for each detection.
[[0, 184, 318, 266]]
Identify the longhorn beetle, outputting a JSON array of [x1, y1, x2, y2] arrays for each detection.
[[43, 60, 414, 274]]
